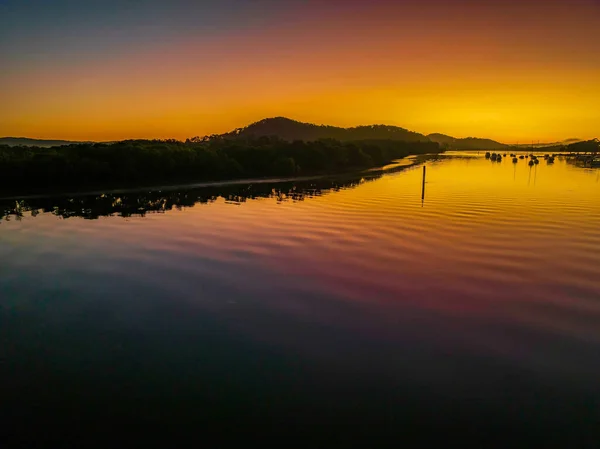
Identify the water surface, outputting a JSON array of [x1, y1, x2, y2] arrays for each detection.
[[2, 155, 600, 446]]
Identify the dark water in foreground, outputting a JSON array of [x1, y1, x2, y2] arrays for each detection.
[[2, 155, 600, 447]]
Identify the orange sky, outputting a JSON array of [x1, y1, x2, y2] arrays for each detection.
[[1, 0, 599, 142]]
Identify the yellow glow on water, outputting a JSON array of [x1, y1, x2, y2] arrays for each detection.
[[2, 155, 599, 323], [2, 152, 600, 447]]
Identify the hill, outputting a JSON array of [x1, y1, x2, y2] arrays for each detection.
[[515, 138, 583, 148], [6, 119, 588, 152], [539, 139, 599, 153], [427, 133, 508, 150], [191, 117, 430, 143], [193, 118, 511, 150]]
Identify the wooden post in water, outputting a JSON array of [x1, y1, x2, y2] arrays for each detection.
[[421, 165, 426, 201]]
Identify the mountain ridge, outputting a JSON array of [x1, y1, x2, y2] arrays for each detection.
[[427, 133, 508, 150], [194, 117, 510, 150], [3, 118, 591, 150], [191, 117, 430, 143]]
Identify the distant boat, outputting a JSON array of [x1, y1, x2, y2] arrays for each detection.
[[519, 155, 525, 159], [534, 159, 539, 165], [512, 157, 518, 163], [485, 152, 491, 159], [529, 160, 534, 166], [547, 157, 555, 164]]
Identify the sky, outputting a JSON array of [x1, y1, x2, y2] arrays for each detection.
[[1, 0, 599, 142]]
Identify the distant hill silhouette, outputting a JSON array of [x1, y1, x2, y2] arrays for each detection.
[[539, 138, 599, 153], [0, 137, 83, 147], [5, 119, 592, 152], [517, 138, 583, 148], [191, 117, 517, 150], [427, 133, 508, 150], [191, 117, 430, 143]]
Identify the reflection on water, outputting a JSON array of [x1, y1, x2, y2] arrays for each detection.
[[1, 177, 363, 221], [2, 155, 600, 446], [1, 158, 424, 221]]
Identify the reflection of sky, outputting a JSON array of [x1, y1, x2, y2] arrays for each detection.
[[1, 0, 599, 141]]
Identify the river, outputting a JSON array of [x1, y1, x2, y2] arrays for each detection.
[[2, 153, 599, 447]]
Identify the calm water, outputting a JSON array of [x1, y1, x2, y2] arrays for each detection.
[[2, 155, 600, 447]]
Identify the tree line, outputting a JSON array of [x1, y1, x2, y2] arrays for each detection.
[[0, 137, 440, 194]]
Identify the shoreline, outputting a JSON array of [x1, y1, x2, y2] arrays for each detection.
[[0, 155, 429, 201]]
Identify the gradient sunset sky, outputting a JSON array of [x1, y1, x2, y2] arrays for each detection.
[[1, 0, 599, 142]]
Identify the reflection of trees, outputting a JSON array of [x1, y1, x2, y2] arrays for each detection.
[[1, 152, 437, 222], [0, 174, 374, 221]]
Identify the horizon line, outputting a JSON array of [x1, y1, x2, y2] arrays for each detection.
[[0, 116, 593, 146]]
